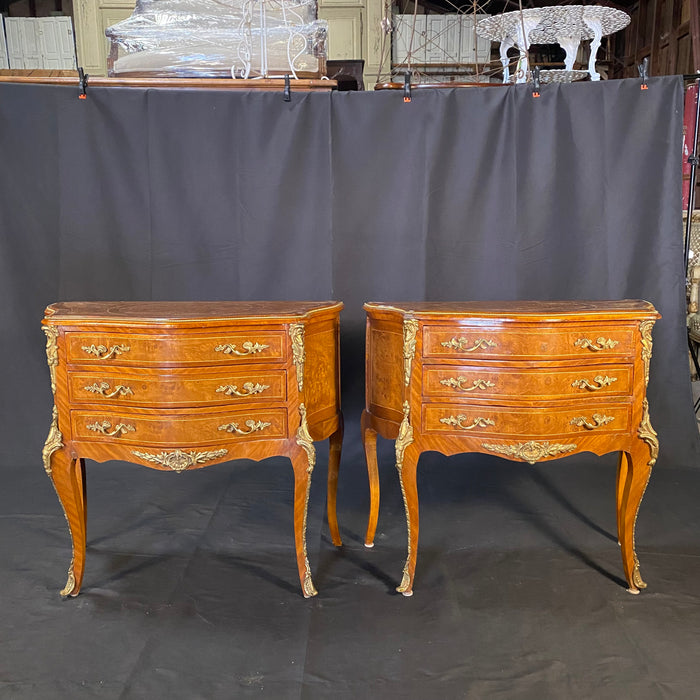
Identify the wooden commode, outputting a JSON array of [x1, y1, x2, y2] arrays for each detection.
[[360, 301, 660, 596], [42, 301, 343, 598]]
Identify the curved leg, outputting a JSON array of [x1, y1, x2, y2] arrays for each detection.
[[396, 442, 420, 596], [326, 413, 343, 547], [499, 37, 514, 83], [617, 439, 654, 594], [558, 36, 579, 72], [361, 410, 379, 547], [289, 446, 318, 598], [585, 19, 603, 80], [48, 450, 87, 597], [616, 450, 629, 545]]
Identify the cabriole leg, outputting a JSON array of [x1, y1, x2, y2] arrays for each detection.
[[48, 450, 87, 597], [617, 439, 655, 594], [326, 414, 344, 547], [616, 450, 629, 545], [361, 410, 380, 547], [396, 443, 420, 596], [289, 446, 318, 598]]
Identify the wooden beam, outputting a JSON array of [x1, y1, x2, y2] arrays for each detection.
[[648, 0, 658, 74], [0, 74, 337, 91], [690, 0, 700, 71]]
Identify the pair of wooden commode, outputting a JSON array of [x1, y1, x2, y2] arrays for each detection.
[[42, 299, 660, 599]]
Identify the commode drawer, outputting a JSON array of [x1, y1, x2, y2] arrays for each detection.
[[71, 407, 288, 446], [65, 331, 287, 366], [422, 326, 636, 361], [422, 364, 633, 401], [422, 403, 632, 437], [68, 368, 287, 407]]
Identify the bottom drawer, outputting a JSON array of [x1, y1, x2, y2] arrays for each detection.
[[422, 403, 631, 437], [70, 408, 288, 446]]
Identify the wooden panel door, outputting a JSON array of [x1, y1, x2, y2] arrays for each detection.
[[459, 14, 491, 64], [38, 18, 77, 70], [0, 18, 9, 70], [5, 18, 41, 69]]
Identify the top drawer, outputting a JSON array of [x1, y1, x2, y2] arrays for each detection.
[[64, 331, 287, 366], [423, 325, 636, 361]]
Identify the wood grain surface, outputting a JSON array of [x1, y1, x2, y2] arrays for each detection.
[[361, 300, 661, 597], [42, 301, 343, 599]]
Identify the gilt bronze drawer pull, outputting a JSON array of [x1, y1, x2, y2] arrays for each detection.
[[574, 337, 619, 352], [440, 377, 496, 392], [83, 382, 134, 398], [570, 414, 615, 430], [441, 337, 497, 352], [216, 382, 270, 397], [86, 421, 135, 437], [214, 341, 269, 356], [440, 415, 495, 430], [571, 375, 618, 391], [81, 344, 130, 359], [218, 419, 272, 435]]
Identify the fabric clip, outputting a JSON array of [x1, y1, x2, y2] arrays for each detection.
[[638, 58, 649, 90], [283, 74, 291, 102], [78, 67, 88, 100], [531, 66, 541, 98], [403, 72, 412, 103]]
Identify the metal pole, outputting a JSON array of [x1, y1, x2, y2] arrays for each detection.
[[684, 76, 700, 276]]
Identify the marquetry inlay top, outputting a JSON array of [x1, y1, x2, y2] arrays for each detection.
[[365, 300, 658, 321], [45, 301, 343, 325]]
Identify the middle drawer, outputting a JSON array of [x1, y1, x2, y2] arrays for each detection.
[[67, 368, 287, 407], [423, 364, 633, 401]]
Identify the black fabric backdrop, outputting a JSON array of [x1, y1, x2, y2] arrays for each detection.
[[0, 76, 697, 467], [2, 77, 700, 699]]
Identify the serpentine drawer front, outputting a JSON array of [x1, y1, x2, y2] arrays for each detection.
[[358, 300, 660, 597], [42, 301, 344, 599]]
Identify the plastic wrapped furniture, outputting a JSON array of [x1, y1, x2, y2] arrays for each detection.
[[106, 0, 327, 78]]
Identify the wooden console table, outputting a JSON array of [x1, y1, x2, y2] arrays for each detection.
[[42, 301, 343, 598], [360, 301, 660, 596]]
